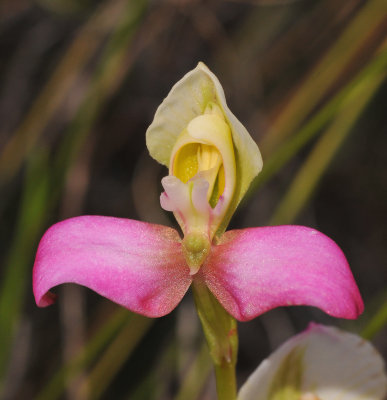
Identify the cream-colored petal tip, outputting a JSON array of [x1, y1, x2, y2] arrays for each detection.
[[145, 63, 262, 189], [146, 63, 217, 167], [197, 62, 263, 187], [303, 324, 387, 400], [238, 323, 387, 400]]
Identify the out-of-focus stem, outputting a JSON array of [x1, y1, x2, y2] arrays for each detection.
[[362, 295, 387, 340], [192, 279, 238, 400], [0, 0, 128, 183], [261, 0, 387, 155], [270, 41, 387, 225], [214, 361, 238, 400]]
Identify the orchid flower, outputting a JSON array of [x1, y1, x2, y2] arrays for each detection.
[[238, 323, 387, 400], [33, 62, 363, 322]]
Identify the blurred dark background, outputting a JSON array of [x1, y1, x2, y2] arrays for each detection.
[[0, 0, 386, 399]]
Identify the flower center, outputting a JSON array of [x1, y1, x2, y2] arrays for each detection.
[[173, 142, 225, 207], [160, 102, 236, 273]]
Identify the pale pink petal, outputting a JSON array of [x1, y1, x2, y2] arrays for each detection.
[[33, 216, 191, 317], [200, 226, 363, 321]]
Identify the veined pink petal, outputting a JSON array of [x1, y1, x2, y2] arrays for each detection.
[[200, 226, 363, 321], [33, 216, 191, 317]]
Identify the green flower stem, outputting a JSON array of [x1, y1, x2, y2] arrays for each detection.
[[214, 361, 238, 400], [192, 279, 238, 400]]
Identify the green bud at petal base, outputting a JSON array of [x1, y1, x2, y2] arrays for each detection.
[[183, 232, 211, 275]]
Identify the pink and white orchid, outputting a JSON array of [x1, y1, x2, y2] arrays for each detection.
[[33, 62, 363, 322]]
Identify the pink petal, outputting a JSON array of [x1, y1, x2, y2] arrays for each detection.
[[200, 226, 363, 321], [33, 216, 191, 317]]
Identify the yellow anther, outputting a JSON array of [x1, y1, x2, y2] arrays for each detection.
[[197, 144, 222, 201], [171, 118, 227, 206], [197, 144, 221, 171]]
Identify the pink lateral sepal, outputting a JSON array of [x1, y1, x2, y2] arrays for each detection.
[[33, 216, 192, 317], [200, 225, 364, 321]]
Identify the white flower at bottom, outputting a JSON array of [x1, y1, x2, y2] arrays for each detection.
[[238, 323, 387, 400]]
